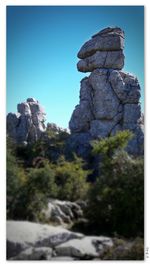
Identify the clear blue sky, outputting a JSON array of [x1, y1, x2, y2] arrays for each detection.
[[7, 6, 144, 129]]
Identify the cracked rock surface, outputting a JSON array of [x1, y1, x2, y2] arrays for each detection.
[[7, 98, 46, 144], [69, 27, 144, 156], [7, 220, 113, 260]]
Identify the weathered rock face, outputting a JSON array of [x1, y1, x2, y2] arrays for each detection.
[[42, 199, 85, 225], [69, 27, 144, 156], [7, 98, 46, 144], [7, 220, 113, 260], [77, 50, 124, 72], [77, 27, 125, 59]]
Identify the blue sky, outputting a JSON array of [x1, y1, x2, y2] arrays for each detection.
[[7, 6, 144, 129]]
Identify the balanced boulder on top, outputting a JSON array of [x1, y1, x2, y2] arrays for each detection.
[[77, 27, 125, 72], [69, 26, 144, 156]]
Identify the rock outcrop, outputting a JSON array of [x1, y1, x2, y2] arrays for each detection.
[[42, 199, 85, 225], [7, 221, 113, 260], [7, 98, 46, 144], [69, 27, 144, 156]]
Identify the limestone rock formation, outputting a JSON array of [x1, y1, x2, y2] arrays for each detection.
[[7, 220, 113, 260], [7, 98, 46, 144], [42, 199, 84, 225], [69, 27, 144, 156]]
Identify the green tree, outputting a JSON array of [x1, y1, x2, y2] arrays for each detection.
[[7, 137, 26, 219], [54, 156, 89, 201], [86, 131, 144, 237], [15, 163, 58, 221]]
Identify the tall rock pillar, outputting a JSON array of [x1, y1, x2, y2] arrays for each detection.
[[69, 27, 144, 156]]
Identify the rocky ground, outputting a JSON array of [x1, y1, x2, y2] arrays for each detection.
[[7, 199, 144, 261], [7, 220, 113, 260]]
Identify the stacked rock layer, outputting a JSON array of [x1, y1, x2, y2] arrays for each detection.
[[7, 98, 46, 144], [69, 27, 144, 156]]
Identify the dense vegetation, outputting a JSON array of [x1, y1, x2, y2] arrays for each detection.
[[7, 125, 144, 258], [86, 131, 144, 237]]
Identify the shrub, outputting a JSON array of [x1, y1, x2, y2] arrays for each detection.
[[9, 163, 58, 221], [7, 138, 27, 219], [102, 237, 144, 260], [54, 156, 89, 201], [27, 164, 58, 197], [86, 131, 144, 237], [21, 164, 58, 221]]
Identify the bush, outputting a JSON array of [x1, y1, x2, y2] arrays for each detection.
[[16, 164, 58, 221], [54, 156, 89, 201], [86, 131, 144, 237], [7, 138, 27, 219], [27, 164, 58, 198], [7, 134, 89, 220], [102, 237, 144, 260]]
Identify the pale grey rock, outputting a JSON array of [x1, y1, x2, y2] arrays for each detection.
[[89, 69, 120, 120], [109, 70, 126, 101], [7, 221, 114, 261], [10, 247, 52, 260], [16, 114, 32, 143], [126, 125, 144, 155], [17, 102, 31, 115], [110, 124, 122, 136], [57, 202, 74, 220], [80, 77, 93, 102], [52, 216, 64, 225], [123, 103, 144, 155], [52, 256, 75, 261], [29, 101, 45, 114], [7, 98, 46, 144], [42, 199, 84, 225], [69, 26, 144, 156], [69, 101, 93, 133], [113, 110, 123, 123], [109, 70, 141, 103], [7, 113, 20, 139], [51, 206, 71, 224], [55, 236, 113, 258], [138, 113, 144, 127], [121, 72, 141, 104], [90, 120, 117, 138], [92, 27, 124, 38], [32, 113, 45, 125], [123, 103, 141, 125], [7, 221, 83, 259], [69, 77, 94, 133], [78, 27, 124, 59], [77, 50, 124, 72], [67, 132, 92, 158], [27, 97, 37, 103], [42, 202, 54, 220]]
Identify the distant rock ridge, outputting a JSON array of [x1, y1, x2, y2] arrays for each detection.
[[7, 98, 46, 144], [69, 27, 144, 156]]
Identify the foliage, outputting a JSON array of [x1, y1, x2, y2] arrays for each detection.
[[16, 123, 70, 166], [86, 131, 144, 237], [46, 123, 70, 140], [54, 156, 89, 201], [91, 130, 133, 172], [7, 129, 144, 239], [7, 134, 89, 220], [7, 138, 27, 219], [102, 237, 144, 260], [12, 163, 58, 221]]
